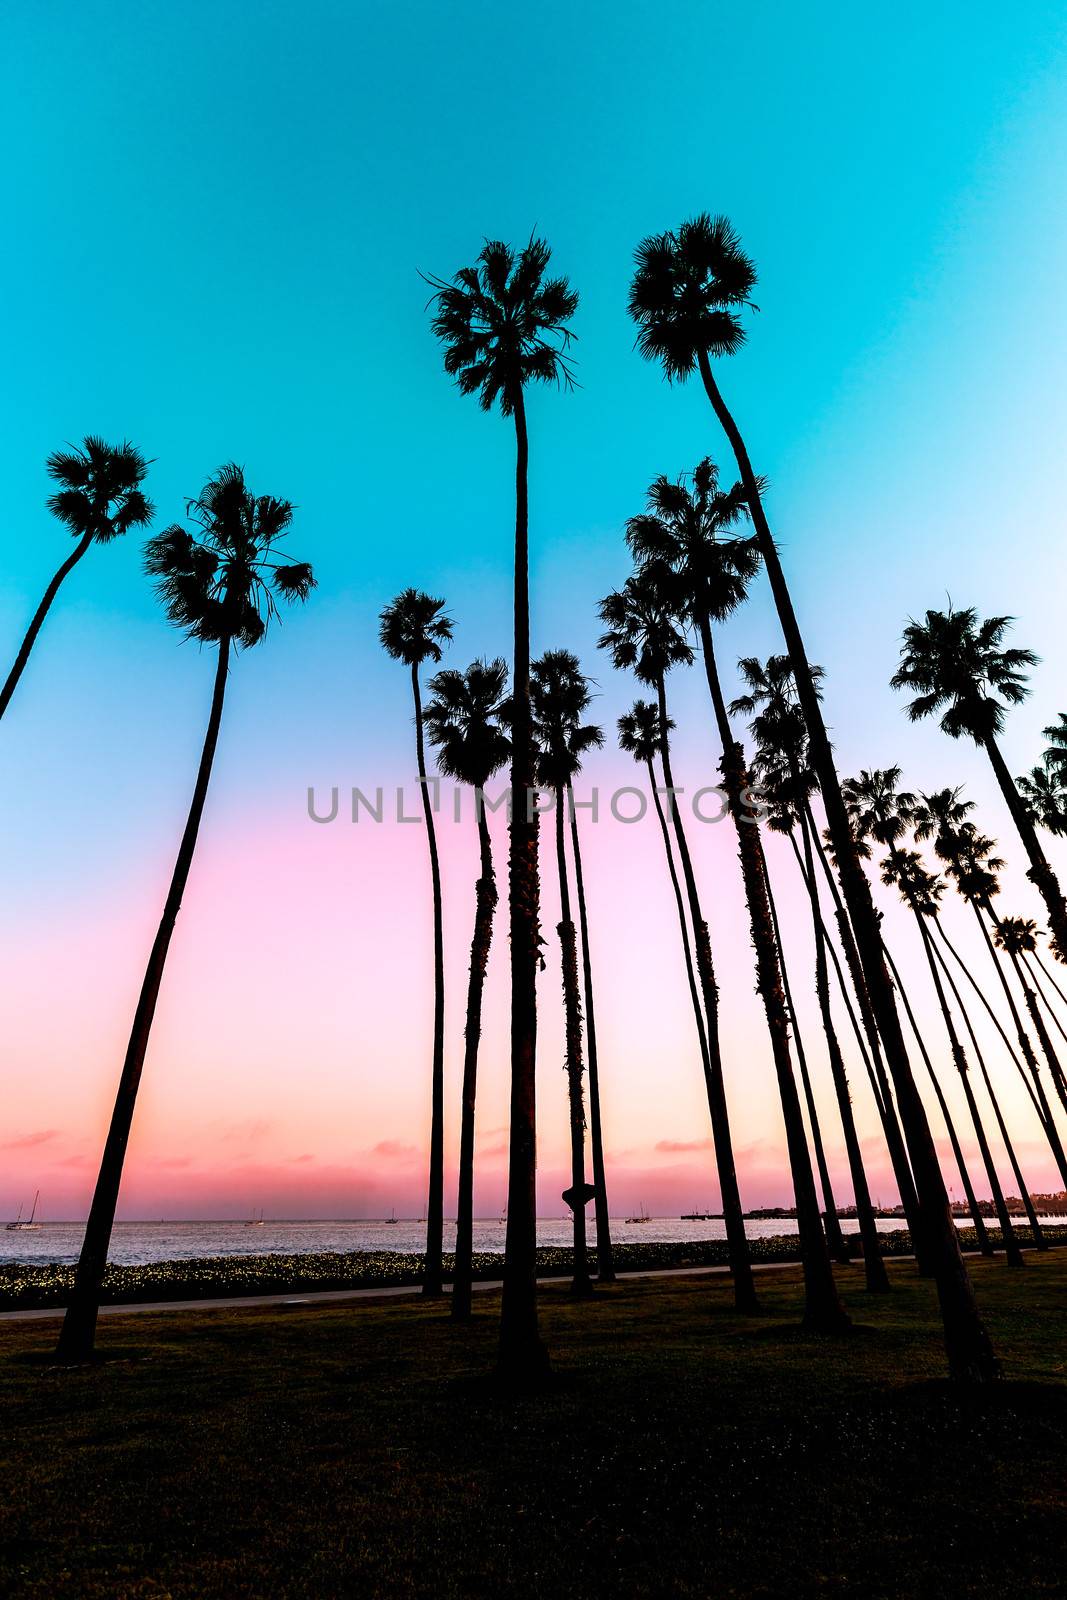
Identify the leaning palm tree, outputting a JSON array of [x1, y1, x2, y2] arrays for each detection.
[[891, 605, 1067, 965], [599, 566, 758, 1309], [1016, 762, 1067, 838], [629, 214, 997, 1379], [380, 589, 453, 1298], [994, 917, 1067, 1119], [1, 437, 153, 722], [734, 656, 890, 1291], [627, 461, 848, 1332], [429, 237, 578, 1381], [842, 770, 994, 1258], [424, 659, 510, 1320], [529, 650, 601, 1297], [56, 464, 314, 1360]]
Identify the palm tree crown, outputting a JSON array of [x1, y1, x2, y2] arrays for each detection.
[[841, 767, 917, 853], [625, 457, 759, 624], [427, 237, 579, 416], [379, 588, 453, 668], [424, 659, 511, 789], [529, 650, 603, 790], [731, 654, 821, 828], [1042, 713, 1067, 778], [1017, 763, 1067, 837], [994, 916, 1041, 957], [891, 606, 1037, 742], [597, 564, 693, 686], [881, 848, 945, 916], [47, 436, 154, 543], [617, 699, 671, 765], [628, 213, 757, 381], [145, 464, 314, 649]]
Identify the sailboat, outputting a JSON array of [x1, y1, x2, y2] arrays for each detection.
[[385, 1208, 399, 1224], [6, 1190, 40, 1231], [245, 1207, 265, 1226], [625, 1201, 652, 1225]]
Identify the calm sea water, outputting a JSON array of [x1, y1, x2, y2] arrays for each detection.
[[0, 1213, 1027, 1268]]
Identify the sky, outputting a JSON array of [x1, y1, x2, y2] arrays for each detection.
[[2, 1, 1067, 1221]]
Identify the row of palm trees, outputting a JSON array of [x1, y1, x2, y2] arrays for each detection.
[[4, 215, 1066, 1385]]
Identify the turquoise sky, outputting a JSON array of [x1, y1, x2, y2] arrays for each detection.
[[3, 4, 1067, 1215]]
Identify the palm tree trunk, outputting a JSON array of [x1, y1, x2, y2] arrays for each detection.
[[645, 759, 714, 1075], [655, 678, 758, 1312], [568, 789, 615, 1283], [806, 814, 924, 1248], [763, 831, 850, 1264], [793, 813, 890, 1290], [452, 800, 498, 1320], [980, 732, 1067, 965], [0, 530, 94, 722], [929, 931, 1040, 1252], [881, 938, 993, 1256], [57, 637, 230, 1360], [696, 618, 847, 1332], [1031, 949, 1067, 1013], [915, 915, 1023, 1266], [697, 349, 998, 1380], [499, 389, 548, 1381], [881, 939, 992, 1255], [1009, 945, 1067, 1117], [973, 907, 1067, 1186], [555, 787, 593, 1298], [411, 664, 445, 1298]]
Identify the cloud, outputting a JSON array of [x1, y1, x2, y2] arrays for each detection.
[[655, 1138, 713, 1154], [371, 1140, 419, 1160], [1, 1129, 60, 1150], [289, 1153, 314, 1164]]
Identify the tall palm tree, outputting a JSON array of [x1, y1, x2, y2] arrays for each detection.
[[380, 590, 453, 1297], [599, 567, 759, 1309], [1016, 762, 1067, 838], [842, 770, 994, 1257], [429, 238, 578, 1381], [891, 606, 1067, 965], [567, 770, 616, 1284], [1, 437, 153, 723], [56, 464, 314, 1360], [911, 793, 1067, 1192], [424, 659, 510, 1320], [627, 462, 848, 1332], [530, 650, 601, 1298], [994, 917, 1067, 1120], [734, 656, 889, 1290], [629, 214, 997, 1379]]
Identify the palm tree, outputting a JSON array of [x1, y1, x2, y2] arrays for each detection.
[[56, 464, 314, 1360], [627, 461, 848, 1332], [530, 650, 601, 1298], [380, 589, 453, 1297], [599, 568, 759, 1309], [1, 437, 153, 723], [629, 214, 997, 1380], [1017, 762, 1067, 838], [842, 770, 994, 1257], [891, 606, 1067, 965], [567, 768, 616, 1285], [994, 917, 1067, 1120], [911, 792, 1067, 1193], [734, 656, 890, 1290], [429, 237, 578, 1381], [1041, 713, 1067, 777], [424, 659, 510, 1320]]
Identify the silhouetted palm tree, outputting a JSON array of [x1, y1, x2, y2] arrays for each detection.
[[911, 792, 1067, 1195], [380, 589, 453, 1296], [56, 465, 314, 1360], [530, 650, 601, 1298], [892, 606, 1067, 965], [1017, 762, 1067, 838], [425, 659, 510, 1319], [842, 770, 994, 1257], [627, 461, 848, 1332], [629, 214, 996, 1379], [994, 917, 1067, 1120], [600, 567, 758, 1309], [429, 237, 578, 1381], [1, 438, 153, 723], [734, 656, 889, 1290]]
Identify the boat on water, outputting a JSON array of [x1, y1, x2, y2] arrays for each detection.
[[625, 1202, 652, 1225], [6, 1190, 40, 1231], [385, 1209, 399, 1224], [245, 1207, 265, 1226]]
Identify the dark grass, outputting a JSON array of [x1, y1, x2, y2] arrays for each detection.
[[1, 1253, 1065, 1598]]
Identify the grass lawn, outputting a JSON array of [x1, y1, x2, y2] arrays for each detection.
[[2, 1253, 1065, 1598]]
